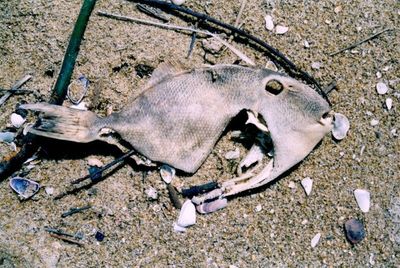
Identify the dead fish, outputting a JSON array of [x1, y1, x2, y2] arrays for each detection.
[[21, 63, 334, 197]]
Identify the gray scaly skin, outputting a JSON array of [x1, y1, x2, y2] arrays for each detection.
[[22, 63, 333, 191]]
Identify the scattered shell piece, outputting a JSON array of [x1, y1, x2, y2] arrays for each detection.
[[173, 222, 186, 232], [376, 71, 382, 79], [145, 187, 158, 200], [264, 15, 274, 31], [255, 204, 262, 212], [311, 233, 321, 248], [265, 60, 278, 71], [196, 198, 227, 214], [70, 101, 88, 111], [370, 119, 379, 126], [177, 200, 196, 228], [88, 157, 103, 167], [160, 164, 175, 184], [67, 75, 89, 105], [385, 98, 393, 110], [334, 5, 342, 13], [224, 148, 240, 160], [288, 181, 296, 189], [311, 62, 322, 70], [45, 187, 54, 195], [301, 177, 313, 196], [10, 113, 25, 128], [344, 219, 365, 244], [9, 177, 40, 199], [0, 132, 15, 143], [171, 0, 185, 5], [332, 113, 350, 140], [376, 82, 388, 95], [354, 189, 370, 212], [303, 40, 310, 48], [275, 25, 288, 35]]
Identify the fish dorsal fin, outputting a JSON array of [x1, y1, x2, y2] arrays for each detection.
[[145, 61, 187, 89]]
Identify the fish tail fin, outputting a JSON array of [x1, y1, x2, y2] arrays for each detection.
[[21, 103, 103, 143]]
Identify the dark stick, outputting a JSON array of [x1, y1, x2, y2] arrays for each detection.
[[131, 0, 328, 102], [0, 0, 97, 182], [186, 21, 198, 58], [0, 75, 32, 107], [329, 28, 393, 56], [61, 205, 92, 218]]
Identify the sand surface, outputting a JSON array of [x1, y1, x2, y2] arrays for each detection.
[[0, 0, 399, 267]]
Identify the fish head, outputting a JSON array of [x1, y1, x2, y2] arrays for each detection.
[[256, 70, 334, 179]]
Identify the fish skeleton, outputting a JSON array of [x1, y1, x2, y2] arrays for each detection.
[[21, 63, 334, 197]]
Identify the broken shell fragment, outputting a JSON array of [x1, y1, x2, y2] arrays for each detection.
[[10, 113, 25, 128], [87, 157, 103, 167], [145, 187, 158, 200], [344, 218, 365, 244], [171, 0, 185, 5], [177, 200, 196, 228], [264, 15, 274, 31], [370, 119, 379, 126], [173, 222, 186, 233], [385, 98, 393, 110], [9, 177, 40, 199], [354, 189, 370, 212], [275, 25, 289, 34], [0, 132, 15, 143], [301, 177, 313, 196], [196, 198, 228, 214], [311, 233, 321, 248], [160, 164, 175, 184], [376, 82, 388, 95], [224, 148, 240, 160], [332, 113, 350, 140]]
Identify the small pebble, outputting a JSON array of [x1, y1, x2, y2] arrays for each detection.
[[0, 132, 15, 143], [370, 119, 379, 126], [311, 62, 322, 70], [334, 5, 342, 13], [10, 113, 25, 128], [95, 231, 105, 242], [385, 98, 393, 110], [303, 40, 310, 48], [224, 148, 240, 160], [301, 177, 313, 196], [344, 219, 365, 244], [45, 187, 54, 195], [275, 25, 288, 34], [376, 71, 382, 79], [288, 181, 296, 189], [311, 233, 321, 248], [145, 187, 158, 200], [376, 82, 388, 95], [264, 15, 274, 31], [354, 189, 370, 212]]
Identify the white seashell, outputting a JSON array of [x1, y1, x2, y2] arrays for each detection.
[[376, 71, 382, 79], [0, 132, 15, 143], [370, 119, 379, 126], [45, 187, 54, 195], [275, 25, 289, 34], [10, 113, 25, 128], [385, 98, 393, 110], [224, 148, 240, 160], [171, 0, 185, 5], [303, 40, 310, 48], [301, 177, 313, 196], [264, 15, 274, 31], [288, 181, 296, 189], [173, 222, 186, 232], [255, 204, 262, 212], [9, 177, 40, 199], [311, 62, 322, 70], [145, 187, 158, 200], [376, 82, 388, 95], [196, 198, 227, 214], [311, 233, 321, 248], [88, 157, 103, 167], [354, 189, 370, 212], [332, 113, 350, 140], [177, 200, 196, 227], [160, 164, 175, 184]]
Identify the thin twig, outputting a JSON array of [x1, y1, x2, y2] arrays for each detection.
[[329, 28, 394, 56], [61, 205, 92, 218], [49, 233, 85, 247], [234, 0, 247, 28], [97, 11, 255, 65], [0, 75, 32, 107], [186, 21, 198, 58]]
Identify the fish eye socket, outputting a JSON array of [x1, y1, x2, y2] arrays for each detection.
[[265, 80, 284, 95]]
